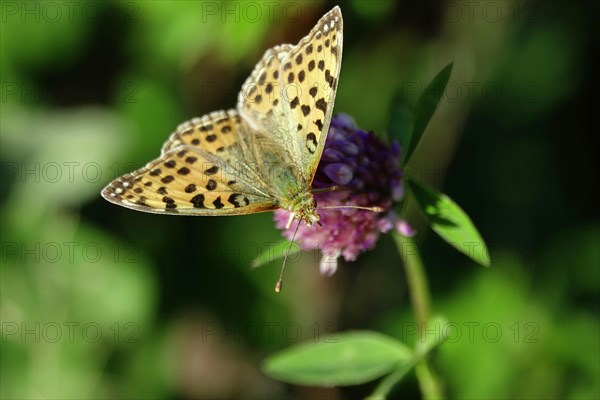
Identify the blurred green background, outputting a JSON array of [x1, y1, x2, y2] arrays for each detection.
[[1, 0, 597, 399]]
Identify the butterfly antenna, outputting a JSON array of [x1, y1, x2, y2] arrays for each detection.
[[317, 205, 385, 212], [275, 217, 302, 293], [313, 186, 383, 213]]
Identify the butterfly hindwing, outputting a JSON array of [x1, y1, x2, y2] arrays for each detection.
[[161, 109, 241, 156], [102, 143, 278, 216]]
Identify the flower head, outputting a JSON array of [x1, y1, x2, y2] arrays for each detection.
[[274, 114, 413, 276]]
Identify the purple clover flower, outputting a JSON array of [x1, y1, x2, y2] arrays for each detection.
[[274, 114, 414, 276]]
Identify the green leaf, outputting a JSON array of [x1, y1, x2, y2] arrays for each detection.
[[416, 315, 452, 356], [368, 315, 451, 399], [405, 63, 453, 163], [262, 331, 413, 386], [251, 240, 301, 268], [387, 97, 414, 155], [408, 178, 490, 267]]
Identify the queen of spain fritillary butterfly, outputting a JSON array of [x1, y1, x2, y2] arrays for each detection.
[[102, 7, 344, 288]]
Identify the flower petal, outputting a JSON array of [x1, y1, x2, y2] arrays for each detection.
[[396, 220, 415, 237], [275, 114, 406, 274], [319, 249, 340, 277], [323, 163, 354, 185]]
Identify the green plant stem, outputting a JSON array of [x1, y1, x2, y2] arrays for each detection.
[[395, 233, 430, 325], [367, 361, 416, 400], [393, 233, 443, 400], [415, 361, 442, 400]]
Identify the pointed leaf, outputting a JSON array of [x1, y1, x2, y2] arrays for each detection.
[[408, 178, 490, 267], [262, 331, 413, 386], [387, 97, 414, 156], [405, 63, 453, 163]]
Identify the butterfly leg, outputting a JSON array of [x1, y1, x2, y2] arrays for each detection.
[[285, 212, 296, 230]]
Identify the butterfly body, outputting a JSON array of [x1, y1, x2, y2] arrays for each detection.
[[280, 190, 319, 226], [102, 7, 343, 227], [251, 142, 320, 225]]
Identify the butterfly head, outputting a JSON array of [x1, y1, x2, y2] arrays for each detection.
[[299, 207, 321, 227], [275, 189, 320, 292], [284, 190, 320, 227]]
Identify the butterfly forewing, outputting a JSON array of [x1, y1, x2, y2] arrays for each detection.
[[237, 45, 292, 129], [237, 7, 343, 185], [279, 7, 343, 182]]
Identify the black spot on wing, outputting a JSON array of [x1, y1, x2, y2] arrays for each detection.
[[228, 193, 249, 208], [315, 98, 327, 114], [191, 194, 205, 208], [213, 197, 224, 209], [301, 105, 310, 117], [306, 132, 318, 154], [204, 165, 219, 175], [206, 179, 217, 191], [178, 167, 190, 176], [290, 96, 299, 109]]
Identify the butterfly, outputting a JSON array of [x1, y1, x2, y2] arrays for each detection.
[[102, 7, 343, 288]]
